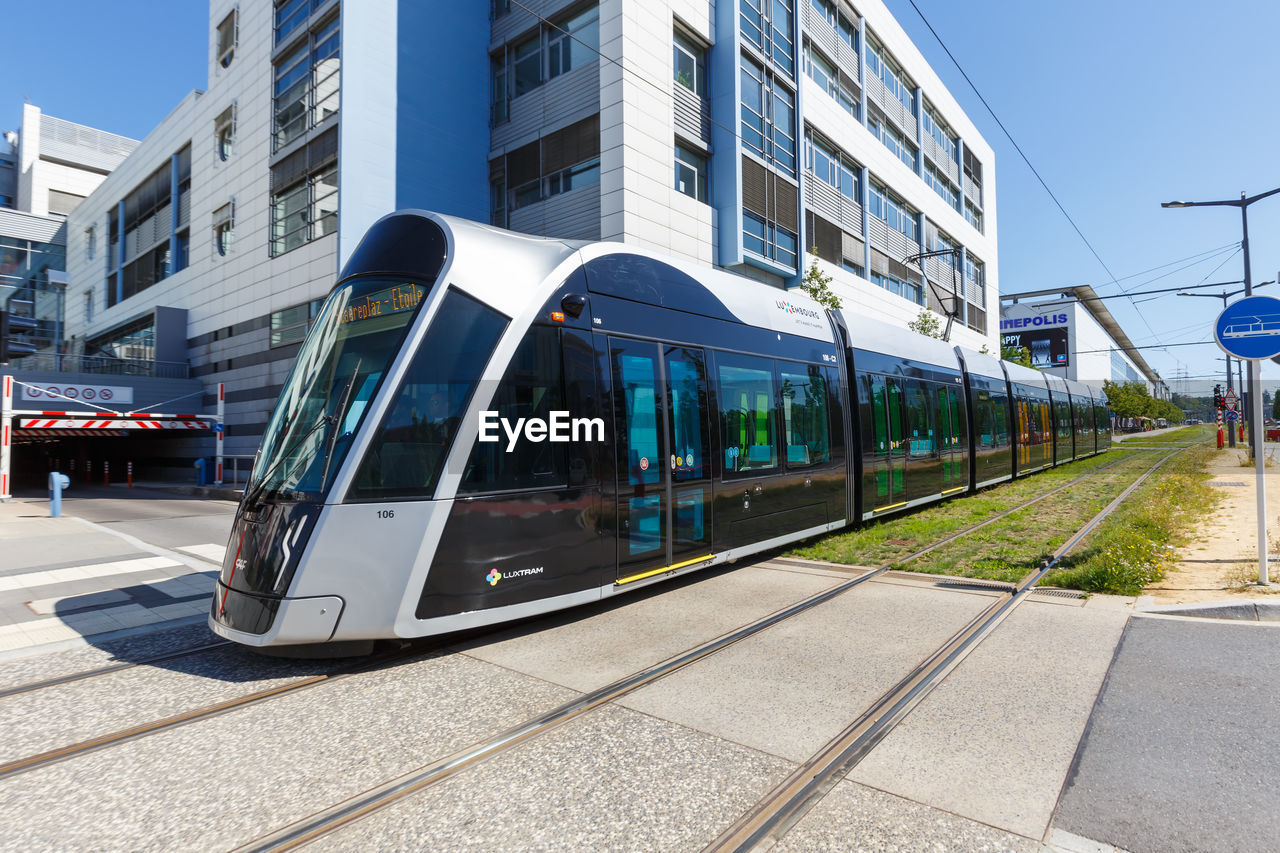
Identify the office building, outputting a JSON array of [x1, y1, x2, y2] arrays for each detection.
[[55, 0, 999, 461]]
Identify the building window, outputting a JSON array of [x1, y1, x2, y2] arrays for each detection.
[[965, 254, 985, 303], [108, 144, 191, 306], [490, 115, 601, 217], [217, 9, 238, 68], [674, 144, 708, 202], [674, 31, 707, 95], [809, 0, 857, 50], [490, 0, 511, 19], [923, 104, 959, 162], [866, 37, 915, 115], [872, 270, 923, 305], [86, 226, 95, 260], [269, 299, 323, 348], [867, 114, 917, 171], [805, 134, 859, 202], [274, 0, 318, 45], [547, 6, 599, 79], [213, 202, 235, 256], [924, 163, 959, 211], [48, 190, 85, 217], [84, 290, 94, 324], [868, 181, 918, 241], [271, 165, 336, 256], [215, 104, 236, 161], [744, 211, 797, 268], [741, 55, 796, 175], [491, 4, 600, 123], [803, 44, 857, 120], [273, 13, 339, 150], [740, 0, 794, 75], [965, 199, 983, 233]]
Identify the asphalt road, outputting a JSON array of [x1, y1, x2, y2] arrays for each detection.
[[1054, 614, 1280, 853], [12, 483, 237, 557]]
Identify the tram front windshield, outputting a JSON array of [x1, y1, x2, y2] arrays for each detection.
[[248, 276, 428, 502]]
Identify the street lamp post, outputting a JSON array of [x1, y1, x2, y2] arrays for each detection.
[[1163, 188, 1280, 454], [1165, 188, 1280, 588]]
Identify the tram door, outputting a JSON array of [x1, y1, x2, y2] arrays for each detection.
[[938, 385, 964, 493], [611, 340, 713, 582], [865, 375, 907, 511]]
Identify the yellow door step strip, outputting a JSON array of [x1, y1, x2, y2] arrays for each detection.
[[873, 501, 908, 513], [942, 486, 967, 495], [617, 554, 715, 586]]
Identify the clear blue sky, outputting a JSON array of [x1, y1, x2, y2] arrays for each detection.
[[4, 1, 1278, 394]]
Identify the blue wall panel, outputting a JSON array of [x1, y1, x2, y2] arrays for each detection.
[[395, 0, 489, 222]]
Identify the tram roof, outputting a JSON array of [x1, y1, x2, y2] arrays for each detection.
[[839, 309, 962, 373]]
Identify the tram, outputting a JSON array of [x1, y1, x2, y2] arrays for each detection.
[[210, 211, 1109, 652]]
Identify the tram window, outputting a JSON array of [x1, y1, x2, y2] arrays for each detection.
[[973, 391, 993, 448], [779, 364, 830, 468], [349, 290, 508, 501], [718, 354, 778, 477], [460, 325, 567, 493], [903, 380, 935, 457]]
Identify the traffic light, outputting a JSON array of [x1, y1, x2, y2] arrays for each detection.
[[1213, 385, 1223, 410], [0, 301, 38, 364]]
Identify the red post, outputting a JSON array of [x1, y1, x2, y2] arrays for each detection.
[[1217, 411, 1225, 449], [103, 460, 109, 487], [127, 460, 133, 489]]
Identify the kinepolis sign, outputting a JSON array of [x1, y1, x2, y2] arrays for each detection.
[[1000, 306, 1071, 369]]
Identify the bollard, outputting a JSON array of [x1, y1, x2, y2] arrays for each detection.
[[104, 460, 110, 487], [48, 472, 70, 517], [86, 460, 92, 483], [127, 460, 133, 489], [194, 457, 207, 487]]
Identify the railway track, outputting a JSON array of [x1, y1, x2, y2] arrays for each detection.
[[0, 445, 1179, 847], [0, 640, 231, 700], [234, 448, 1176, 852]]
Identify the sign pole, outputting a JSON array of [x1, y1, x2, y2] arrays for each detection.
[[1213, 295, 1280, 587], [1, 375, 12, 503], [215, 382, 224, 486], [1252, 364, 1269, 585]]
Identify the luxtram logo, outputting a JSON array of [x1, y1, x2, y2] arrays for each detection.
[[478, 411, 605, 452], [485, 566, 543, 586], [776, 300, 823, 321]]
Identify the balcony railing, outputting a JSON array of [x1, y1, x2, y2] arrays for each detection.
[[7, 352, 190, 379]]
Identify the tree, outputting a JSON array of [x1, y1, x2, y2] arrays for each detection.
[[907, 309, 944, 339], [800, 250, 842, 311], [1001, 343, 1032, 367], [1103, 380, 1159, 419], [1272, 391, 1280, 421]]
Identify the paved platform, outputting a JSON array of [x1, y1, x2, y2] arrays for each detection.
[[0, 495, 225, 655]]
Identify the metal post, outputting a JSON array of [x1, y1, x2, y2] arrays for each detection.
[[1225, 352, 1237, 447], [127, 460, 133, 489], [1242, 196, 1257, 457], [0, 375, 12, 503], [1252, 362, 1269, 585], [216, 382, 225, 485]]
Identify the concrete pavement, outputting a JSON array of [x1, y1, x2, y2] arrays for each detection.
[[0, 489, 232, 656]]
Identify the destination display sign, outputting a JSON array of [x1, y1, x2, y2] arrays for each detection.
[[340, 283, 426, 325]]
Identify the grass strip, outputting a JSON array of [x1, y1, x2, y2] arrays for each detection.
[[789, 427, 1215, 595]]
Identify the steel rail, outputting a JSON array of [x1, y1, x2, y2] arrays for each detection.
[[235, 449, 1148, 852], [0, 641, 231, 700], [702, 446, 1184, 852], [0, 643, 425, 781]]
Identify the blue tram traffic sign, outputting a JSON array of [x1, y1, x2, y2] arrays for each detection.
[[1226, 409, 1239, 422], [1215, 295, 1280, 360]]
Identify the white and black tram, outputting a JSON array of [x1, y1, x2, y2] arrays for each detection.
[[211, 211, 1110, 652]]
